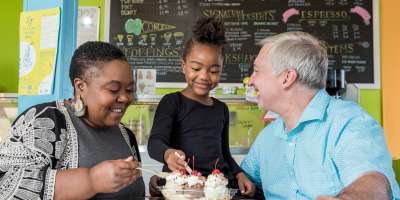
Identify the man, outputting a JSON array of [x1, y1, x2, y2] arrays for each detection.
[[241, 31, 400, 200]]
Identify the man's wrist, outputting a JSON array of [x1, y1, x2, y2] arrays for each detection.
[[336, 191, 354, 200]]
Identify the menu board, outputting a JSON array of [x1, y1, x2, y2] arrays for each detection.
[[107, 0, 376, 86]]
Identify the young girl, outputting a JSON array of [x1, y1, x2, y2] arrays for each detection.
[[147, 17, 255, 196]]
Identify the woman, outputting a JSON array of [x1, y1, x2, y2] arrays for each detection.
[[0, 41, 144, 200]]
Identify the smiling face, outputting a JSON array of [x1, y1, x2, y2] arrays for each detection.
[[249, 45, 285, 111], [76, 59, 134, 127], [181, 43, 223, 99]]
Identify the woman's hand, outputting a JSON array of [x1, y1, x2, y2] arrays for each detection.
[[89, 156, 140, 193], [164, 149, 187, 172], [236, 172, 256, 197]]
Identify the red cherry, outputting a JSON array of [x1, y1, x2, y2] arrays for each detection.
[[212, 169, 221, 174], [191, 170, 200, 176]]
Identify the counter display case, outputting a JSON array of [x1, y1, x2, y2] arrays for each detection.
[[0, 94, 18, 140]]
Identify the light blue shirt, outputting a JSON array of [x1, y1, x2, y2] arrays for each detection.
[[241, 90, 400, 200]]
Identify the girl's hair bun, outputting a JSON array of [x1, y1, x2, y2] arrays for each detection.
[[192, 17, 226, 46]]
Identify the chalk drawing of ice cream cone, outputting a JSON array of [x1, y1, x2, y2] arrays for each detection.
[[174, 32, 184, 45], [163, 32, 172, 44], [138, 34, 148, 46], [149, 33, 157, 46], [117, 34, 124, 43], [126, 35, 134, 45]]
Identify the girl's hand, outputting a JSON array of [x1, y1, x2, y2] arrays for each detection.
[[164, 149, 187, 172], [89, 156, 140, 193], [237, 172, 256, 197]]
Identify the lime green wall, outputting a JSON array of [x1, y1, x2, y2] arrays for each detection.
[[394, 159, 400, 184], [79, 0, 105, 41], [0, 1, 22, 93], [360, 89, 382, 124]]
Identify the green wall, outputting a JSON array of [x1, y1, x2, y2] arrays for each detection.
[[360, 89, 382, 124], [394, 159, 400, 184], [0, 1, 22, 93]]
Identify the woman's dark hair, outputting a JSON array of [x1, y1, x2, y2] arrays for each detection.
[[182, 17, 226, 61], [69, 41, 127, 86]]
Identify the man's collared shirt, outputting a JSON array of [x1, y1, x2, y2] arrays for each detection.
[[241, 89, 400, 200]]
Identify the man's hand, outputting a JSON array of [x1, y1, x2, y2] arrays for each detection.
[[164, 149, 187, 172], [236, 172, 256, 197]]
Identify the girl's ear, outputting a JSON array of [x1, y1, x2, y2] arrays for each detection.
[[181, 59, 186, 74]]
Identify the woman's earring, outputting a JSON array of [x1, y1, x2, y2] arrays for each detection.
[[73, 95, 86, 117]]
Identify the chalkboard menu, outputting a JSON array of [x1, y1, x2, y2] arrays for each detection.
[[108, 0, 375, 85]]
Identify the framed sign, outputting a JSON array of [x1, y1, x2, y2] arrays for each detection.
[[105, 0, 380, 89]]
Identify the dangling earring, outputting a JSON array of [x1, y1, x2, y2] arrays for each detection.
[[73, 95, 86, 117]]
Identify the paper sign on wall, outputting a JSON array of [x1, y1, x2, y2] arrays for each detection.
[[136, 69, 156, 95], [77, 6, 100, 47], [19, 7, 60, 95]]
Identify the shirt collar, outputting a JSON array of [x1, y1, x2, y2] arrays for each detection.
[[297, 89, 330, 124], [273, 118, 288, 140], [272, 89, 331, 139]]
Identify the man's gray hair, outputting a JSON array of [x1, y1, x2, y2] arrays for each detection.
[[258, 31, 328, 89]]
